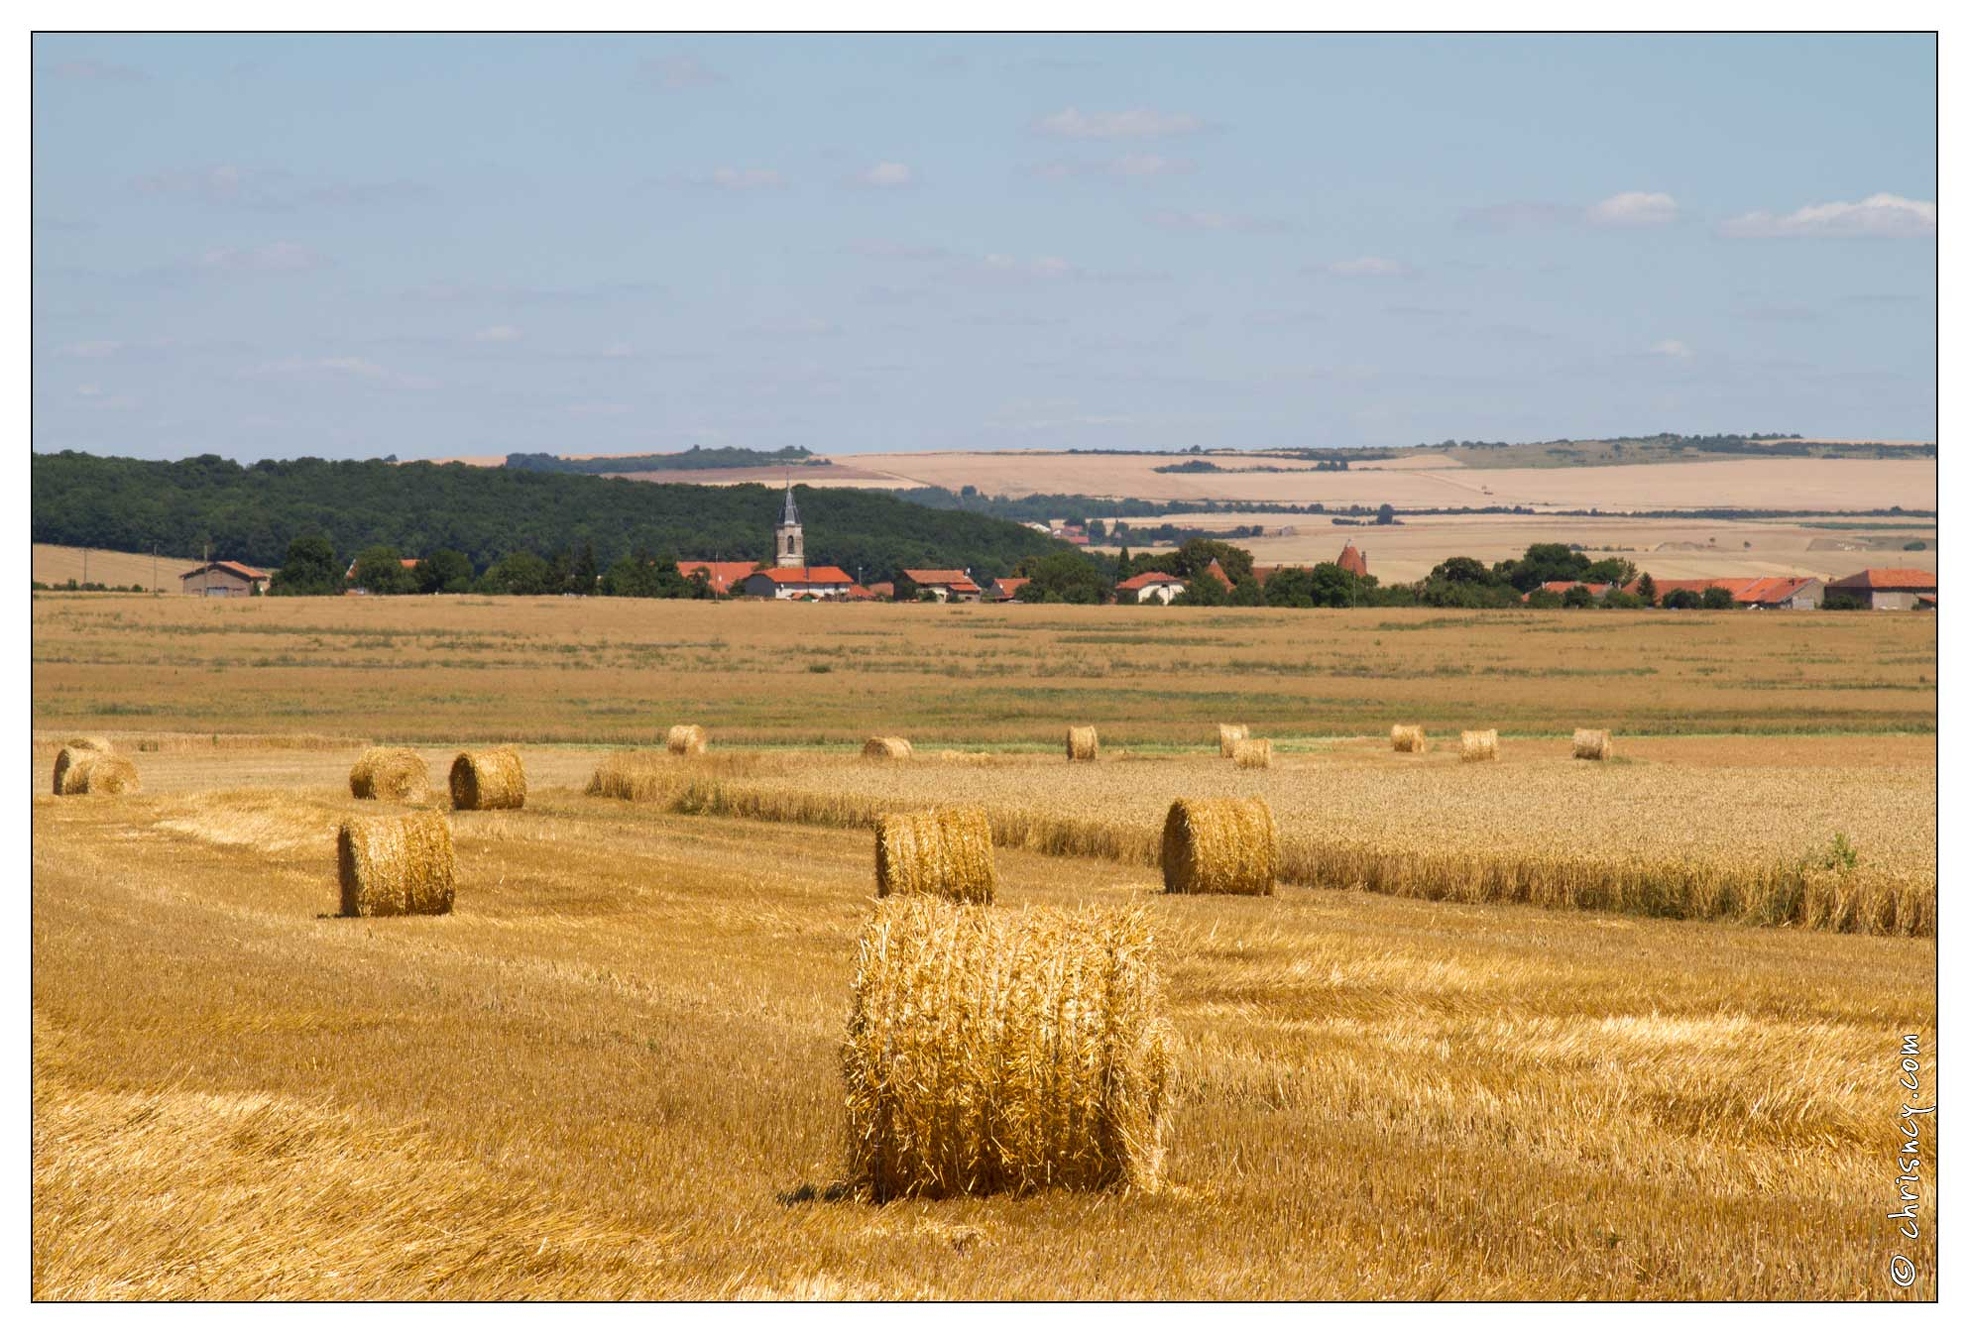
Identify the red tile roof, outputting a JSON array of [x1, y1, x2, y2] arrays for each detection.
[[1117, 571, 1186, 591], [846, 583, 880, 601], [1336, 543, 1368, 578], [988, 577, 1030, 599], [902, 568, 981, 593], [1634, 577, 1822, 605], [867, 581, 896, 599], [747, 565, 854, 586], [1826, 567, 1937, 591], [1202, 557, 1233, 588], [677, 560, 763, 596]]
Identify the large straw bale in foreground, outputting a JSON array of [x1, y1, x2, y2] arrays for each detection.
[[348, 747, 430, 802], [1065, 726, 1100, 761], [1230, 737, 1272, 769], [52, 736, 114, 794], [53, 750, 139, 796], [1460, 729, 1499, 763], [337, 810, 455, 917], [1572, 729, 1613, 761], [1390, 724, 1427, 754], [448, 748, 527, 810], [874, 807, 997, 903], [666, 724, 708, 757], [1216, 723, 1249, 757], [1162, 796, 1278, 896], [843, 897, 1173, 1199], [862, 736, 913, 760]]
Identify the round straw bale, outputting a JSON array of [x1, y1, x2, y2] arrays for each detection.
[[448, 748, 527, 810], [337, 810, 455, 917], [1390, 724, 1427, 754], [1230, 737, 1272, 769], [843, 897, 1173, 1200], [1065, 725, 1100, 761], [1161, 796, 1278, 895], [1572, 728, 1613, 761], [1217, 723, 1249, 757], [862, 736, 914, 760], [54, 750, 140, 796], [874, 806, 997, 903], [64, 736, 113, 752], [348, 747, 430, 802], [1459, 729, 1499, 763], [666, 724, 709, 756]]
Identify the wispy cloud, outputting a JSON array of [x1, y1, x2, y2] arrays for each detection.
[[470, 325, 522, 343], [1457, 201, 1577, 233], [1719, 192, 1935, 239], [637, 55, 725, 90], [1585, 190, 1679, 227], [849, 239, 951, 262], [850, 162, 916, 188], [41, 57, 146, 83], [692, 166, 785, 191], [138, 164, 433, 210], [199, 241, 325, 272], [58, 339, 124, 358], [1649, 338, 1694, 359], [1148, 209, 1288, 234], [263, 356, 435, 389], [1033, 153, 1193, 182], [1324, 256, 1407, 277], [1032, 107, 1204, 139]]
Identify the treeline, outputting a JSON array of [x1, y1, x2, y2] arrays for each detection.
[[31, 452, 1062, 584], [504, 445, 819, 474]]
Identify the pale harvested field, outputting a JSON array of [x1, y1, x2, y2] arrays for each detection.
[[33, 543, 196, 592], [33, 744, 1937, 1298]]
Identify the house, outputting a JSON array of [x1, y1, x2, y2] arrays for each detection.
[[344, 556, 420, 583], [1117, 571, 1187, 605], [1636, 576, 1824, 609], [984, 576, 1030, 602], [677, 561, 763, 597], [1201, 558, 1234, 589], [845, 583, 881, 601], [737, 565, 856, 600], [866, 580, 896, 601], [1336, 543, 1369, 578], [902, 568, 983, 602], [180, 560, 271, 596], [1824, 567, 1936, 610]]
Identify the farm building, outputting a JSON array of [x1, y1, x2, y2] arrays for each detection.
[[984, 576, 1030, 602], [902, 569, 984, 602], [1337, 542, 1369, 577], [1824, 567, 1937, 610], [1117, 571, 1187, 604], [1637, 577, 1825, 609], [179, 560, 270, 596], [1201, 558, 1234, 589], [677, 561, 763, 596], [738, 566, 856, 600]]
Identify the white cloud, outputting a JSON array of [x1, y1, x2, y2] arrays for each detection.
[[59, 340, 123, 358], [471, 325, 523, 343], [853, 162, 915, 188], [1325, 256, 1407, 277], [638, 55, 724, 90], [1033, 107, 1204, 139], [1034, 153, 1192, 182], [198, 241, 324, 272], [1649, 339, 1694, 359], [1719, 192, 1935, 239], [1148, 209, 1287, 234], [699, 166, 784, 191], [75, 383, 102, 397], [1586, 191, 1679, 227]]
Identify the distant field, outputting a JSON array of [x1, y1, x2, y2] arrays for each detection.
[[33, 544, 196, 593]]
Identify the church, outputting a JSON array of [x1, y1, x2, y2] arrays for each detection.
[[735, 485, 858, 599]]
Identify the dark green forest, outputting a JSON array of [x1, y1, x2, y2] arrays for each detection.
[[31, 452, 1063, 582], [503, 445, 821, 474]]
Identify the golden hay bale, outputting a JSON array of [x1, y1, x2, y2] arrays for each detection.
[[1065, 725, 1100, 761], [874, 807, 997, 904], [336, 810, 455, 917], [54, 750, 140, 796], [1230, 737, 1273, 769], [1390, 724, 1427, 754], [448, 748, 527, 810], [862, 736, 914, 760], [665, 724, 709, 756], [843, 897, 1173, 1199], [1573, 728, 1613, 761], [348, 747, 430, 802], [64, 736, 113, 752], [1162, 796, 1278, 896], [1217, 723, 1249, 757], [1460, 729, 1499, 763], [587, 749, 671, 801]]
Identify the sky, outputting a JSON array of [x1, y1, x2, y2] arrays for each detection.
[[32, 33, 1937, 461]]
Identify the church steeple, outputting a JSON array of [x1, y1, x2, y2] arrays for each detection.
[[774, 482, 805, 568]]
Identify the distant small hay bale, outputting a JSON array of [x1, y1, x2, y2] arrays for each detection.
[[337, 810, 455, 917], [448, 748, 527, 810], [862, 736, 914, 760], [348, 747, 430, 802], [666, 724, 709, 757], [1066, 726, 1100, 761], [1217, 723, 1249, 757], [843, 897, 1173, 1199], [54, 749, 139, 796], [1230, 737, 1272, 769], [1161, 796, 1278, 896], [1460, 729, 1499, 763], [874, 806, 997, 903], [1573, 729, 1613, 761], [1390, 724, 1427, 754]]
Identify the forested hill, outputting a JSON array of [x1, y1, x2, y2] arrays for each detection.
[[31, 452, 1063, 582]]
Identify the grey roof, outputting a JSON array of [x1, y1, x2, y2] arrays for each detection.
[[780, 483, 800, 527]]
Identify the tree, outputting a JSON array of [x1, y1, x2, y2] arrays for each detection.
[[570, 541, 599, 595], [1086, 518, 1107, 541], [1375, 503, 1396, 526], [1114, 546, 1133, 580], [268, 535, 340, 596], [891, 572, 919, 604], [1261, 566, 1318, 608], [415, 549, 476, 594], [350, 545, 415, 594], [1661, 588, 1702, 610], [1561, 583, 1597, 608], [1581, 557, 1637, 585], [1227, 576, 1265, 606], [1307, 561, 1370, 608], [1700, 585, 1737, 610], [479, 550, 554, 595], [1169, 537, 1254, 584], [1525, 587, 1563, 609], [1013, 550, 1108, 604], [1497, 542, 1589, 592], [1634, 572, 1658, 606]]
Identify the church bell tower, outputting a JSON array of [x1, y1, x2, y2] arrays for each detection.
[[774, 483, 805, 568]]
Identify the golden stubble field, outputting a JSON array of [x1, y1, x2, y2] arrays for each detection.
[[31, 595, 1937, 1299]]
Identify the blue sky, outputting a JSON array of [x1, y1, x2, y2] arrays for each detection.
[[32, 33, 1936, 460]]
